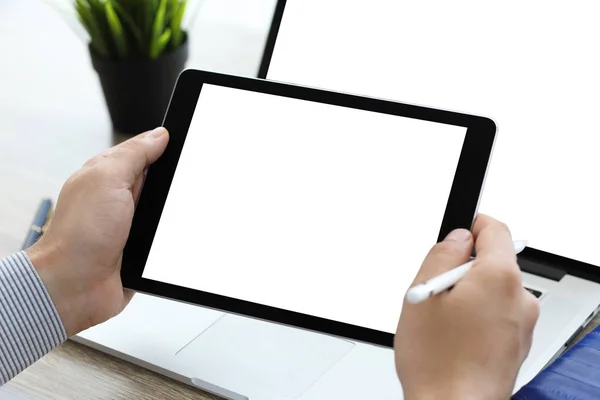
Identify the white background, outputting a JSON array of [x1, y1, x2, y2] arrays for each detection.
[[0, 0, 278, 255], [143, 84, 466, 333], [267, 0, 600, 267]]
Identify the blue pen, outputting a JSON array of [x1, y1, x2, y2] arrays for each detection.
[[21, 198, 53, 250]]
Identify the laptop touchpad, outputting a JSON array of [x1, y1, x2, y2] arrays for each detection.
[[175, 314, 354, 399]]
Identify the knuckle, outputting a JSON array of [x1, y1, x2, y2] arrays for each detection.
[[116, 142, 143, 163], [428, 241, 464, 258], [83, 149, 112, 167], [83, 155, 101, 168], [484, 258, 522, 291], [488, 254, 519, 271], [63, 168, 92, 193], [124, 137, 144, 150], [80, 164, 113, 188], [526, 294, 541, 321], [502, 265, 522, 289], [63, 174, 79, 189], [86, 164, 105, 178], [494, 220, 511, 235]]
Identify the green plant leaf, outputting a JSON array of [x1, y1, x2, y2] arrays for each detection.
[[105, 0, 128, 59], [149, 0, 167, 58], [171, 0, 187, 49], [150, 27, 171, 59], [75, 0, 91, 30], [75, 0, 110, 58], [165, 0, 178, 26], [88, 0, 115, 57], [86, 0, 106, 26], [168, 0, 179, 13], [71, 0, 187, 60], [144, 0, 160, 38], [112, 1, 144, 54]]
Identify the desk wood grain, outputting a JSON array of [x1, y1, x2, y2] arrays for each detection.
[[5, 341, 221, 400]]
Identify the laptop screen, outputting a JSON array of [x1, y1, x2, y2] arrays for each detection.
[[142, 83, 467, 334], [262, 0, 600, 268]]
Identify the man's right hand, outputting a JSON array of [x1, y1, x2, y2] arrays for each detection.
[[395, 214, 540, 400]]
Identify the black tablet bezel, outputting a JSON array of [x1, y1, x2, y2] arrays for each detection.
[[121, 69, 496, 347]]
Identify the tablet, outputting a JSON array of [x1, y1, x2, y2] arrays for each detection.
[[121, 69, 496, 347]]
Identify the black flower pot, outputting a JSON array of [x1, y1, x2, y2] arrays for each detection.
[[90, 39, 189, 135]]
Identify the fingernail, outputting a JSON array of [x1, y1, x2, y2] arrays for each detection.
[[146, 127, 166, 139], [445, 228, 471, 242]]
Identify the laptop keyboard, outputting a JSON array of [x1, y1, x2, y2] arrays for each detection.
[[525, 287, 543, 298]]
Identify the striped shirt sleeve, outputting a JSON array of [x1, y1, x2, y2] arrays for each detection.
[[0, 252, 67, 385]]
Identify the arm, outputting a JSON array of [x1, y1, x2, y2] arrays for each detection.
[[0, 127, 169, 385], [0, 252, 66, 384]]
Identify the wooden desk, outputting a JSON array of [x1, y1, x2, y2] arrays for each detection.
[[6, 341, 221, 400]]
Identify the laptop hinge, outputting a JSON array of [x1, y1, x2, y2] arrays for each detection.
[[518, 255, 566, 282]]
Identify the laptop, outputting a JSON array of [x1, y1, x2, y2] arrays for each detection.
[[73, 0, 600, 398], [258, 0, 600, 389]]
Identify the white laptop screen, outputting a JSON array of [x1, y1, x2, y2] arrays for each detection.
[[264, 0, 600, 268], [142, 83, 467, 334]]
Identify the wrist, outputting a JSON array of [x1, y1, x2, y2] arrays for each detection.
[[405, 394, 478, 400], [403, 387, 482, 400], [404, 385, 509, 400], [26, 238, 88, 337]]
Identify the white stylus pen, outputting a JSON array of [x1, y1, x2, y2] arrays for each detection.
[[405, 240, 528, 304]]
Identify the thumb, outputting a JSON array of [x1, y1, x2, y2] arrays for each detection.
[[109, 127, 170, 187], [411, 229, 473, 285]]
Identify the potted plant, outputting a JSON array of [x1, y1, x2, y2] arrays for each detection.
[[73, 0, 190, 134]]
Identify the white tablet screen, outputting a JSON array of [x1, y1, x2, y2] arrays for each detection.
[[142, 83, 466, 333], [265, 0, 600, 267]]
